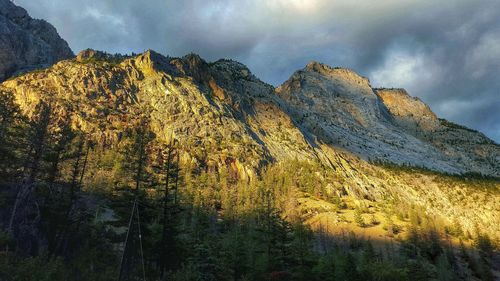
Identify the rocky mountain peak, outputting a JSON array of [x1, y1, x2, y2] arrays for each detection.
[[0, 0, 73, 81], [76, 49, 110, 62], [277, 61, 382, 131], [131, 49, 171, 73], [1, 46, 498, 177], [1, 2, 499, 275], [303, 61, 370, 86], [275, 61, 499, 176], [210, 59, 254, 81], [182, 53, 205, 67], [169, 53, 209, 82]]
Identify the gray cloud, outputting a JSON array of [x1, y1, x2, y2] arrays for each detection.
[[16, 0, 500, 142]]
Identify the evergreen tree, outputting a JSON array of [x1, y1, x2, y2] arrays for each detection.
[[0, 90, 27, 179], [8, 101, 52, 254]]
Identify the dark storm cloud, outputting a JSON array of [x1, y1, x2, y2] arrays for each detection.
[[16, 0, 500, 142]]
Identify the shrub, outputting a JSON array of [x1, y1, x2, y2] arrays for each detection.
[[354, 208, 365, 227]]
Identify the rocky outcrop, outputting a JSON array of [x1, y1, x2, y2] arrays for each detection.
[[375, 88, 439, 133], [0, 0, 73, 81], [277, 61, 485, 175], [374, 88, 499, 177], [286, 62, 499, 177], [1, 49, 318, 180], [277, 62, 383, 127], [3, 49, 498, 178]]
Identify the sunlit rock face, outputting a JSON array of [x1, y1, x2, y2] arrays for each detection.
[[277, 61, 383, 128], [0, 0, 73, 81], [276, 61, 500, 177], [2, 49, 499, 178], [1, 50, 317, 180], [375, 88, 440, 133], [375, 88, 500, 177]]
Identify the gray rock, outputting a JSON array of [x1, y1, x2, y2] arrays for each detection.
[[277, 62, 500, 177], [0, 0, 73, 81]]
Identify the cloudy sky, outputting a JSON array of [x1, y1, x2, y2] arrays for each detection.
[[17, 0, 500, 142]]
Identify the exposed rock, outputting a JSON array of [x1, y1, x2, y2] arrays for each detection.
[[2, 0, 498, 255], [375, 88, 499, 177], [0, 0, 73, 81], [76, 49, 110, 62], [1, 50, 499, 238], [277, 61, 499, 176], [3, 51, 498, 178], [375, 88, 439, 133]]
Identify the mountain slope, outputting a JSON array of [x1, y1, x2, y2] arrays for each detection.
[[1, 50, 318, 179], [0, 0, 73, 81], [1, 49, 499, 239], [376, 88, 500, 177]]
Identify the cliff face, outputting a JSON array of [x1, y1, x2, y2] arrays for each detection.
[[0, 0, 73, 82], [375, 88, 499, 177], [277, 62, 500, 177], [375, 88, 440, 132], [1, 50, 317, 180]]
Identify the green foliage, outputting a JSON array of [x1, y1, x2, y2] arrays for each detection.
[[435, 254, 455, 281], [373, 158, 500, 182], [475, 232, 495, 258], [0, 102, 496, 281], [439, 118, 479, 133], [363, 261, 408, 281], [0, 254, 69, 281], [383, 214, 401, 236], [0, 90, 28, 179], [0, 230, 14, 249]]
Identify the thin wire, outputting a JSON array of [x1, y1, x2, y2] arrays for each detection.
[[136, 201, 147, 281], [117, 198, 136, 281]]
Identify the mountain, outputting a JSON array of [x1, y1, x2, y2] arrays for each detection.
[[0, 0, 73, 81], [1, 1, 499, 278], [277, 62, 499, 176], [4, 50, 498, 177], [1, 49, 499, 241]]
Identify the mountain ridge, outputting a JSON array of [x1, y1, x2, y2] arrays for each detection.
[[1, 48, 499, 240], [2, 48, 498, 178]]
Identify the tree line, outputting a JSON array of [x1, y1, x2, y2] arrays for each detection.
[[0, 90, 497, 280]]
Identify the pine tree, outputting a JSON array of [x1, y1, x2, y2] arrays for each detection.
[[435, 254, 454, 281], [156, 140, 182, 278], [0, 90, 27, 179], [8, 101, 52, 254], [48, 133, 88, 257]]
